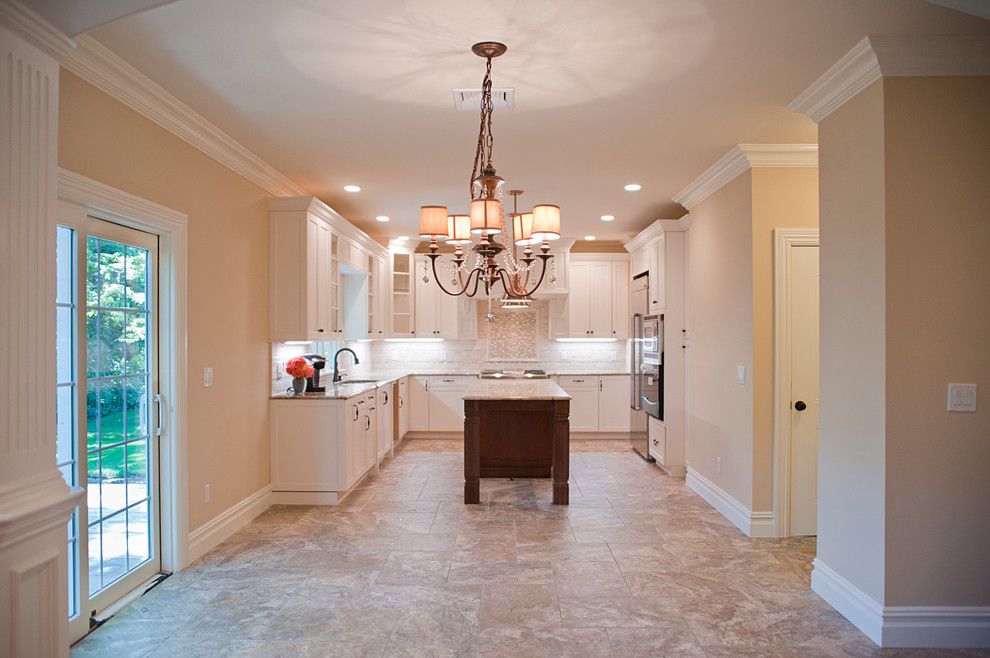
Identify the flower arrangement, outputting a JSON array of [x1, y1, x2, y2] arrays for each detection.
[[285, 356, 314, 379]]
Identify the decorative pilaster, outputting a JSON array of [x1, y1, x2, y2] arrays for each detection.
[[1, 3, 82, 657]]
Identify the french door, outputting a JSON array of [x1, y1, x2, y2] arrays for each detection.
[[57, 205, 163, 641]]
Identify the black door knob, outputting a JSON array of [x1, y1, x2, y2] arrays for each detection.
[[794, 401, 807, 411]]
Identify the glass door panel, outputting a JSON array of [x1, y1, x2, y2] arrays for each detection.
[[57, 205, 162, 643]]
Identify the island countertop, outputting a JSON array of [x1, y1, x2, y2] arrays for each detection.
[[463, 378, 571, 401]]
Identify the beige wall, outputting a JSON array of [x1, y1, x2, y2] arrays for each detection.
[[750, 168, 819, 510], [58, 71, 272, 531], [686, 172, 755, 507], [882, 76, 990, 607], [817, 80, 888, 604]]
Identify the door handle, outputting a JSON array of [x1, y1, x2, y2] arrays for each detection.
[[153, 393, 164, 437], [794, 400, 807, 411]]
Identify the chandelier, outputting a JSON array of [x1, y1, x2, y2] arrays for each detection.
[[418, 41, 561, 311]]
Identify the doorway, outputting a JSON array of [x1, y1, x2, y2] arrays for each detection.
[[773, 229, 820, 537]]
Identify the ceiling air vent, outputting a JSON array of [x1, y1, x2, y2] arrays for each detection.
[[452, 88, 514, 111]]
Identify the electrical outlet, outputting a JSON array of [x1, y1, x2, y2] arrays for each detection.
[[204, 484, 211, 504], [204, 367, 214, 387], [715, 456, 721, 474], [736, 366, 746, 385]]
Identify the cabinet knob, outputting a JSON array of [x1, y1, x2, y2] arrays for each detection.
[[794, 400, 807, 411], [318, 328, 324, 333]]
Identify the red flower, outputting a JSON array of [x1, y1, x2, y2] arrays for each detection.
[[285, 356, 314, 379]]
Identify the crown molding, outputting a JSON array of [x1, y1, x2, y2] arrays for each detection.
[[0, 0, 75, 60], [268, 196, 387, 257], [672, 144, 818, 210], [623, 216, 691, 252], [789, 35, 990, 123], [63, 35, 306, 197]]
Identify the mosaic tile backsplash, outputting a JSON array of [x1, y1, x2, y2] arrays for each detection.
[[271, 300, 629, 394]]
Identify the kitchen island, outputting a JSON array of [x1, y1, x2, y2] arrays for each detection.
[[463, 379, 571, 505]]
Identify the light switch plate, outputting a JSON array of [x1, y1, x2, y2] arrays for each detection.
[[736, 366, 746, 385], [947, 383, 977, 412], [204, 367, 214, 388]]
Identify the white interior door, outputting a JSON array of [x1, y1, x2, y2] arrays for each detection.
[[57, 208, 163, 642], [788, 245, 820, 536]]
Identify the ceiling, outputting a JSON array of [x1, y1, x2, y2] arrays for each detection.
[[84, 0, 988, 241]]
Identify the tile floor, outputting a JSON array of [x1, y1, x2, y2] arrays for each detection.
[[73, 440, 987, 657]]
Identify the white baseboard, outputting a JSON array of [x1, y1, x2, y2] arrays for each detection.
[[186, 484, 271, 565], [882, 606, 990, 648], [811, 559, 990, 648], [684, 468, 774, 537], [271, 490, 340, 505], [811, 558, 884, 644]]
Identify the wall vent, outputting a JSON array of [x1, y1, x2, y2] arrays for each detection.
[[452, 88, 514, 111]]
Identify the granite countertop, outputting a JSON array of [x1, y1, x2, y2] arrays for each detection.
[[463, 378, 570, 401]]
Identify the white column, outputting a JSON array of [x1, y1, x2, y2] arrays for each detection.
[[0, 3, 82, 656]]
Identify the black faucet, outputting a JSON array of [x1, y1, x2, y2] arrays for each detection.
[[332, 348, 359, 383]]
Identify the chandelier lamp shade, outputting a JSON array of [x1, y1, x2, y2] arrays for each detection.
[[417, 41, 560, 305]]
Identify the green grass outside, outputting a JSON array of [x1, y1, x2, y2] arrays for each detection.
[[87, 410, 148, 481]]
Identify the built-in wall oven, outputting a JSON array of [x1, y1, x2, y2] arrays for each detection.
[[640, 314, 663, 420]]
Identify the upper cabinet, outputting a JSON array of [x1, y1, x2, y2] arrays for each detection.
[[554, 254, 630, 339], [389, 248, 415, 337], [367, 254, 386, 337], [414, 256, 459, 338], [269, 197, 387, 342], [531, 238, 575, 297]]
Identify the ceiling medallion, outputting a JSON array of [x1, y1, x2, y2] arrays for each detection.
[[418, 42, 561, 318]]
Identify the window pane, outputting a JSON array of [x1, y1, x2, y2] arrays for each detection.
[[99, 445, 126, 506], [87, 523, 102, 595], [98, 311, 127, 377], [96, 240, 125, 308], [98, 383, 125, 446], [125, 245, 147, 310], [57, 226, 73, 304], [100, 511, 127, 587], [124, 315, 147, 376], [56, 306, 73, 384], [56, 385, 74, 468], [125, 378, 148, 439], [127, 501, 150, 569], [125, 439, 149, 508]]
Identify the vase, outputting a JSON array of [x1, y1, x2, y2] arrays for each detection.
[[291, 377, 307, 395]]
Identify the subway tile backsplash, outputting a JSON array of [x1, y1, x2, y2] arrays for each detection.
[[271, 300, 629, 394]]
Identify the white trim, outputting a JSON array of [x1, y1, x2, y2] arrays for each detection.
[[882, 606, 990, 648], [63, 35, 306, 197], [186, 485, 272, 565], [56, 168, 190, 571], [812, 558, 884, 645], [685, 467, 773, 537], [622, 217, 690, 253], [789, 35, 990, 123], [268, 196, 388, 259], [813, 559, 990, 648], [772, 228, 820, 538], [0, 0, 75, 60], [672, 144, 818, 210]]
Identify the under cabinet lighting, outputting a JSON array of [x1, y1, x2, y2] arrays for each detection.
[[383, 338, 444, 343], [555, 338, 618, 343], [283, 341, 314, 345]]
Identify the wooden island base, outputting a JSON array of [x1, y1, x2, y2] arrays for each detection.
[[463, 398, 570, 505]]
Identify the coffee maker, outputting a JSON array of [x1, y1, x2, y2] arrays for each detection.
[[301, 354, 327, 392]]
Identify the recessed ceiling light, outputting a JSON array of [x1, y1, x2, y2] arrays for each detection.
[[375, 215, 390, 222], [396, 236, 409, 241], [600, 214, 615, 222], [584, 235, 597, 241], [343, 184, 361, 193], [624, 183, 641, 192]]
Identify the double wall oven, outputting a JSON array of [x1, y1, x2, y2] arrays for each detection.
[[631, 312, 664, 461]]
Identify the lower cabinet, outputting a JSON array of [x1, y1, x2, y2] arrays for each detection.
[[376, 383, 393, 461], [554, 375, 633, 433], [397, 378, 408, 439], [405, 375, 472, 434], [270, 390, 380, 505]]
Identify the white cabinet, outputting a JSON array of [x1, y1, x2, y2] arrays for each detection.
[[269, 208, 341, 341], [415, 257, 459, 337], [554, 375, 633, 433], [368, 255, 386, 337], [531, 238, 575, 297], [428, 376, 469, 431], [376, 384, 393, 461], [611, 261, 629, 339], [405, 375, 471, 433], [556, 376, 599, 432], [598, 375, 632, 432], [558, 255, 630, 338], [397, 377, 409, 439], [389, 249, 415, 337], [649, 236, 666, 314], [408, 375, 430, 431]]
